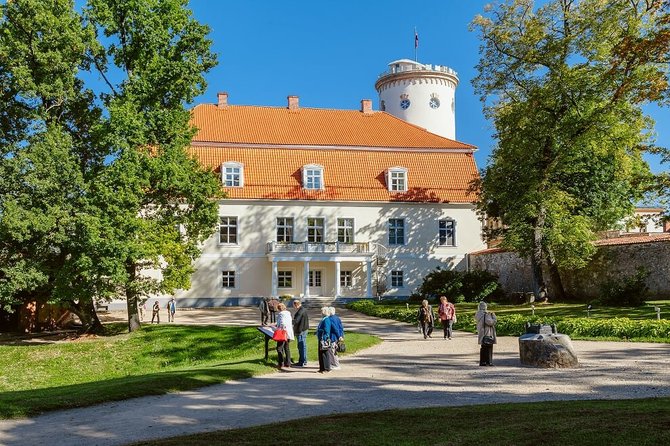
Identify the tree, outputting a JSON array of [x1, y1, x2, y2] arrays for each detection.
[[471, 0, 670, 299], [0, 0, 221, 332]]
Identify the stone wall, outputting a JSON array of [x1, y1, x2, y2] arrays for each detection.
[[470, 239, 670, 300]]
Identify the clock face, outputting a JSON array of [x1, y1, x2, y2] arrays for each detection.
[[400, 98, 411, 110], [429, 97, 441, 109]]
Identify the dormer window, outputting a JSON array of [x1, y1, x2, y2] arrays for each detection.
[[303, 164, 324, 190], [387, 167, 408, 192], [222, 162, 244, 187]]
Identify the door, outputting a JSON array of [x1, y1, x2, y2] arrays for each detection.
[[309, 270, 323, 296]]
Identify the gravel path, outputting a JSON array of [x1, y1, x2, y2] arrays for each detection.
[[1, 308, 669, 446]]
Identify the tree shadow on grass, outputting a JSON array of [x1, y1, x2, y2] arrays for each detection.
[[0, 362, 267, 419]]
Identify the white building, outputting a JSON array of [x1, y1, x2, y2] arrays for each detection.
[[176, 62, 485, 305]]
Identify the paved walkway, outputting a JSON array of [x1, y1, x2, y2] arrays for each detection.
[[1, 308, 669, 446]]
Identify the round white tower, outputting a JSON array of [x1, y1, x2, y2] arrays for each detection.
[[374, 59, 459, 140]]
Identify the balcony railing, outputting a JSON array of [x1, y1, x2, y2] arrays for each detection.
[[267, 241, 372, 254]]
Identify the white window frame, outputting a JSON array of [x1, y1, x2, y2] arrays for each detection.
[[391, 270, 404, 288], [337, 218, 355, 244], [340, 270, 353, 287], [303, 164, 324, 190], [276, 217, 294, 243], [438, 219, 456, 246], [221, 161, 244, 187], [387, 167, 408, 192], [277, 270, 293, 288], [388, 218, 405, 246], [307, 217, 325, 243], [218, 216, 238, 245], [221, 270, 236, 289]]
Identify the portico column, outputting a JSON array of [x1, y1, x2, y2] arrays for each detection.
[[335, 261, 341, 298], [304, 261, 310, 298], [271, 260, 278, 298], [366, 259, 373, 298]]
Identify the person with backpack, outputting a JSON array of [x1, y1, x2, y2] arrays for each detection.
[[475, 301, 497, 366], [417, 299, 434, 339]]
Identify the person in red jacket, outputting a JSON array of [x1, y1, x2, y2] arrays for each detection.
[[438, 296, 457, 340]]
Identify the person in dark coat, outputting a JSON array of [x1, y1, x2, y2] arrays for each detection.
[[292, 300, 309, 366], [268, 296, 279, 324], [258, 298, 270, 325]]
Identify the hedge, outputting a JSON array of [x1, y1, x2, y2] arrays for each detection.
[[347, 301, 670, 341]]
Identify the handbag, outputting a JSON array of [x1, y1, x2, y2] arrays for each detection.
[[319, 339, 331, 351], [482, 335, 494, 345], [272, 328, 288, 342], [337, 340, 346, 353]]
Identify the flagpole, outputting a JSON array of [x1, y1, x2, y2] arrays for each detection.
[[414, 27, 417, 62]]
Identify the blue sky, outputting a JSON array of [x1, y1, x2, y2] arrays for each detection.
[[188, 0, 668, 176]]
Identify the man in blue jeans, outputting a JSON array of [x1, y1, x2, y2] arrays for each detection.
[[292, 300, 309, 366]]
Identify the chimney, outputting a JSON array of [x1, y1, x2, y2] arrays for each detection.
[[217, 92, 228, 109], [360, 99, 373, 114], [287, 95, 299, 110]]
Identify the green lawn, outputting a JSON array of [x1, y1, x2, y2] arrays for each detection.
[[0, 324, 380, 419], [132, 397, 670, 446]]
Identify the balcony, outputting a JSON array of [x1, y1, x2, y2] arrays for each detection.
[[266, 241, 372, 254]]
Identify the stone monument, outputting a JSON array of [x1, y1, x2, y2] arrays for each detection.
[[518, 323, 579, 368]]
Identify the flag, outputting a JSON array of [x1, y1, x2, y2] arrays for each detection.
[[414, 30, 419, 49]]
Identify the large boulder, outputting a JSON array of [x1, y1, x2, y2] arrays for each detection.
[[518, 333, 579, 368]]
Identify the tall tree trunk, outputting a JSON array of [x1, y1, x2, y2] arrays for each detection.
[[545, 248, 567, 300], [125, 261, 141, 332], [71, 297, 104, 334], [530, 210, 547, 294]]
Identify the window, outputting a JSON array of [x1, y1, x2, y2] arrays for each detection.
[[303, 164, 324, 190], [278, 271, 292, 288], [276, 217, 294, 243], [391, 270, 404, 287], [221, 270, 236, 288], [219, 217, 238, 244], [337, 218, 354, 243], [439, 219, 456, 246], [388, 218, 405, 245], [340, 270, 352, 287], [221, 162, 244, 187], [307, 217, 325, 243], [387, 167, 408, 192]]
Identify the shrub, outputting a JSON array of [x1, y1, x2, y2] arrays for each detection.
[[600, 267, 650, 307], [346, 301, 670, 341], [460, 270, 503, 302], [416, 268, 463, 301]]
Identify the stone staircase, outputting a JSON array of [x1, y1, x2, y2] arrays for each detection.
[[300, 296, 342, 308]]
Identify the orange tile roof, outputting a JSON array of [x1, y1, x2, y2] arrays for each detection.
[[595, 233, 670, 246], [190, 146, 479, 203], [191, 104, 475, 149]]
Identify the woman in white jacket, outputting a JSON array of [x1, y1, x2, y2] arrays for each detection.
[[275, 302, 295, 369]]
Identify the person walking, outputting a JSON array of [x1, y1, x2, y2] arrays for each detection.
[[166, 297, 176, 323], [315, 306, 334, 373], [275, 303, 295, 369], [268, 297, 279, 324], [139, 301, 146, 321], [475, 301, 497, 366], [417, 299, 434, 339], [258, 298, 270, 326], [438, 296, 456, 339], [328, 307, 344, 370], [292, 300, 309, 367], [151, 300, 160, 324]]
